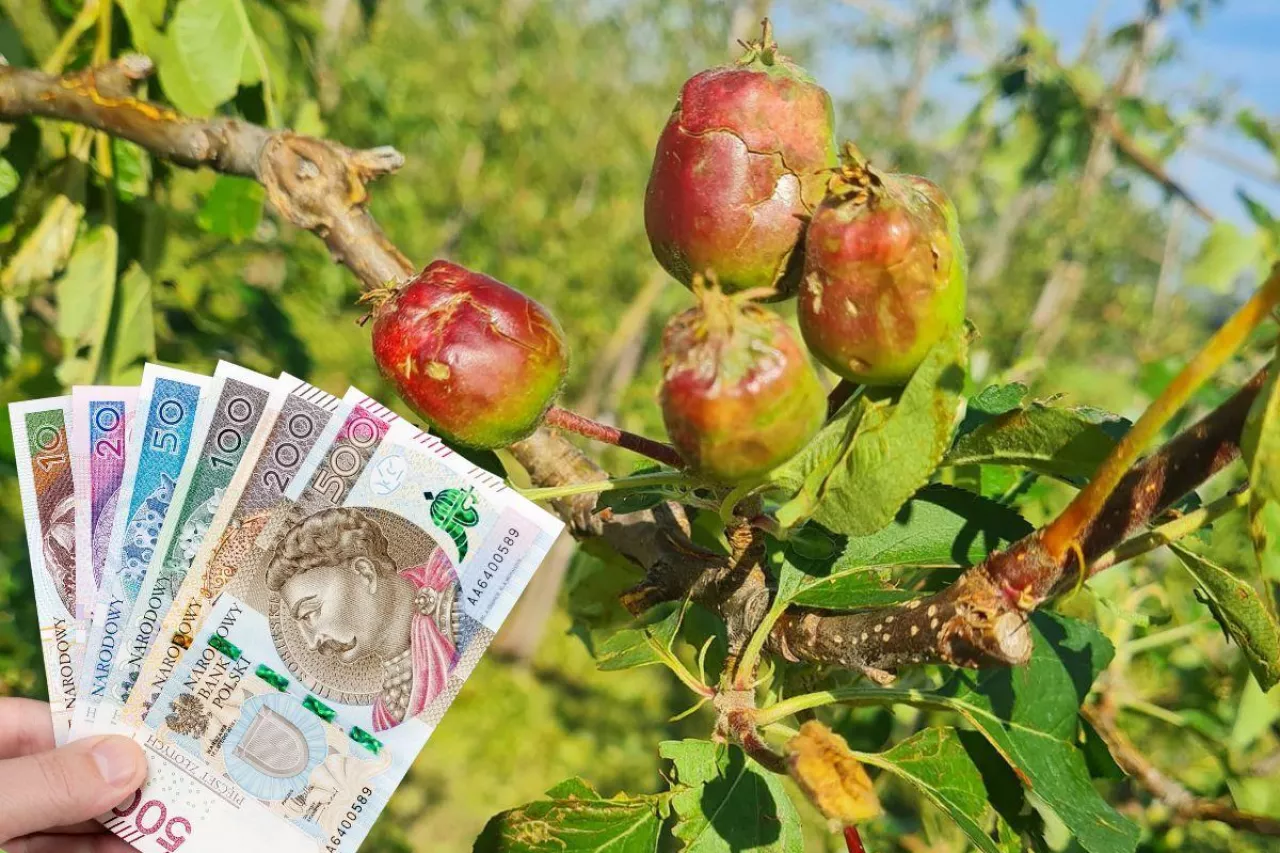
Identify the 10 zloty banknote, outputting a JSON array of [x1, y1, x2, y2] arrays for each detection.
[[10, 397, 80, 743], [11, 364, 565, 852]]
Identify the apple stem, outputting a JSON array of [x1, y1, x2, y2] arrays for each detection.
[[544, 406, 686, 469], [844, 825, 867, 853]]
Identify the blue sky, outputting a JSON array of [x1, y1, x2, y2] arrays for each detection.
[[774, 0, 1280, 227]]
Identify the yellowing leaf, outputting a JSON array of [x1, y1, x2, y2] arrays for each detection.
[[786, 721, 881, 824]]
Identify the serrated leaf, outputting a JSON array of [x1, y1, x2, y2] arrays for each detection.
[[104, 262, 155, 383], [779, 485, 1032, 610], [943, 402, 1126, 482], [661, 740, 803, 853], [1184, 221, 1263, 293], [849, 614, 1138, 853], [595, 602, 683, 672], [860, 727, 1003, 853], [55, 224, 118, 386], [474, 777, 663, 853], [777, 328, 967, 536], [168, 0, 250, 114], [198, 175, 265, 241], [765, 394, 866, 523], [1171, 543, 1280, 690]]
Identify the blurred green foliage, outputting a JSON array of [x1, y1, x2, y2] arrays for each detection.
[[0, 0, 1278, 851]]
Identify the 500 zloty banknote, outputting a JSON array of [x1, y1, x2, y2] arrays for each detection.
[[11, 397, 80, 743], [101, 398, 563, 852]]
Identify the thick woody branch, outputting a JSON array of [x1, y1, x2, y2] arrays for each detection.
[[0, 59, 412, 289], [1083, 704, 1280, 837], [769, 367, 1266, 674]]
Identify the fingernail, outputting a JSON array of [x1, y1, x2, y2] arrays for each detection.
[[91, 737, 143, 787]]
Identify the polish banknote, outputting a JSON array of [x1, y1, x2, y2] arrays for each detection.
[[71, 386, 139, 625], [98, 396, 562, 851], [10, 397, 80, 743], [124, 375, 347, 721], [73, 365, 211, 740], [100, 363, 278, 731]]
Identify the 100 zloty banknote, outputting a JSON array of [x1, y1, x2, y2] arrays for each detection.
[[100, 363, 278, 732]]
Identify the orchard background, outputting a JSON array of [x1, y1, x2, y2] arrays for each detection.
[[1, 1, 1280, 852]]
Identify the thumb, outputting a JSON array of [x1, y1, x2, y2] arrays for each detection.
[[0, 735, 147, 843]]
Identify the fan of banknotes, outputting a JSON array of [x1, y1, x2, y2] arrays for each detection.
[[10, 362, 564, 853]]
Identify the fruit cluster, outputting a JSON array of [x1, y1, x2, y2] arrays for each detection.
[[371, 21, 967, 487]]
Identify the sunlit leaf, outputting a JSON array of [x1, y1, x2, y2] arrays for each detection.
[[197, 175, 266, 242], [55, 224, 118, 385], [475, 778, 664, 853], [168, 0, 250, 114], [944, 401, 1126, 482], [861, 727, 1004, 853], [778, 485, 1032, 610], [1172, 543, 1280, 690], [661, 740, 803, 853], [1184, 221, 1263, 294], [104, 262, 156, 383]]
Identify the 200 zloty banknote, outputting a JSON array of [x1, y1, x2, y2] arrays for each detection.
[[10, 397, 80, 743], [100, 395, 563, 851]]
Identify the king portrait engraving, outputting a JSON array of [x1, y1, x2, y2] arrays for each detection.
[[265, 506, 460, 731]]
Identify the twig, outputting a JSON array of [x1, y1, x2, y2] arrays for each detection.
[[543, 406, 686, 469], [1083, 704, 1280, 837]]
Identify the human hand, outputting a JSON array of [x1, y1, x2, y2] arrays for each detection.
[[0, 697, 147, 852]]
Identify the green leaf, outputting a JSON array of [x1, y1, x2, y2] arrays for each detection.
[[1229, 677, 1280, 753], [660, 740, 803, 853], [1184, 221, 1263, 294], [943, 401, 1126, 482], [474, 777, 664, 853], [1238, 108, 1280, 167], [55, 224, 118, 386], [777, 328, 968, 535], [0, 162, 86, 295], [1243, 354, 1280, 588], [1171, 543, 1280, 690], [197, 175, 266, 241], [595, 602, 683, 672], [0, 157, 19, 199], [168, 0, 250, 114], [860, 727, 1003, 853], [864, 614, 1138, 853], [764, 394, 866, 523], [779, 485, 1032, 610], [111, 139, 151, 202], [103, 262, 156, 383]]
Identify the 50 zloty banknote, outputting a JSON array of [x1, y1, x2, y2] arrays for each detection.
[[10, 397, 80, 743], [101, 393, 563, 851], [73, 364, 211, 740]]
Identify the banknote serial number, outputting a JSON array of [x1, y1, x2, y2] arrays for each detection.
[[465, 528, 521, 606], [326, 786, 375, 850], [112, 790, 193, 850]]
